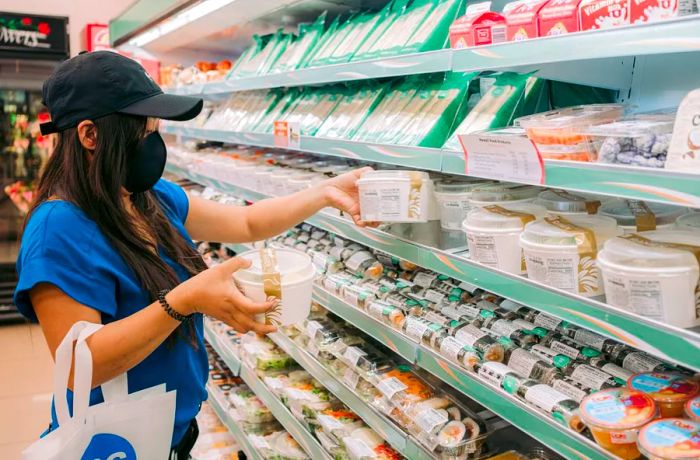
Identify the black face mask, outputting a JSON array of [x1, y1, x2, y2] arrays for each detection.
[[124, 131, 167, 193]]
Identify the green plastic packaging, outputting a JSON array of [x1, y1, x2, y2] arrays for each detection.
[[270, 14, 326, 73], [302, 16, 341, 68], [401, 0, 466, 54], [352, 0, 409, 62], [308, 14, 359, 68], [315, 84, 387, 139], [278, 87, 344, 136], [230, 30, 291, 78], [326, 12, 382, 65], [364, 0, 435, 59]]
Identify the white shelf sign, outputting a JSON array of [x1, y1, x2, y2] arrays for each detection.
[[273, 120, 301, 149], [459, 133, 545, 184]]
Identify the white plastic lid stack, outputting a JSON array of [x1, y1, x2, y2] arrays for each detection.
[[234, 248, 313, 284], [599, 230, 700, 269], [464, 203, 548, 231], [599, 199, 687, 229], [520, 215, 620, 248], [469, 184, 540, 206], [676, 212, 700, 231], [535, 189, 606, 215]]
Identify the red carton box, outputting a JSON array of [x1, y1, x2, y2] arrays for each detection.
[[450, 5, 508, 48], [538, 0, 583, 36], [631, 0, 696, 23], [579, 0, 630, 30], [503, 0, 550, 40]]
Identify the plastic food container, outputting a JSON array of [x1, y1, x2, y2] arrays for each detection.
[[597, 230, 700, 328], [468, 184, 540, 208], [357, 170, 437, 223], [520, 214, 621, 297], [685, 395, 700, 422], [584, 118, 674, 168], [637, 418, 700, 460], [675, 212, 700, 231], [286, 172, 323, 194], [233, 248, 315, 326], [433, 179, 493, 231], [535, 189, 604, 215], [627, 372, 700, 417], [580, 388, 658, 459], [463, 203, 547, 275], [600, 199, 687, 233], [517, 104, 624, 161]]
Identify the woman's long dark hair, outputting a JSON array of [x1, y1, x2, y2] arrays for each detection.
[[26, 113, 207, 345]]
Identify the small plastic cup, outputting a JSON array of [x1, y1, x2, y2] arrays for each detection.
[[637, 418, 700, 460], [685, 395, 700, 422], [628, 372, 700, 418], [580, 388, 658, 459]]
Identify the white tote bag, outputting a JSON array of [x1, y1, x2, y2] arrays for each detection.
[[22, 321, 177, 460]]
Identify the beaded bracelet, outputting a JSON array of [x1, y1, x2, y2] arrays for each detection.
[[158, 289, 192, 323]]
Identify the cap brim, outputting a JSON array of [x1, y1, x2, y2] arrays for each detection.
[[118, 93, 203, 121]]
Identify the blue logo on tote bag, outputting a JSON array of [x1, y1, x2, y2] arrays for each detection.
[[81, 433, 136, 460]]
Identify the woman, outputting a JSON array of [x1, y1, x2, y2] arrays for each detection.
[[15, 51, 371, 458]]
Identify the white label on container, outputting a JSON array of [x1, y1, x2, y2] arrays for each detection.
[[525, 252, 579, 293], [610, 431, 637, 444], [571, 365, 613, 390], [425, 311, 448, 325], [605, 275, 664, 320], [466, 234, 499, 266], [573, 329, 607, 351], [438, 197, 471, 230], [459, 281, 480, 293], [455, 325, 487, 347], [478, 361, 512, 386], [343, 368, 361, 389], [405, 317, 430, 342], [524, 384, 568, 413], [534, 313, 562, 331], [440, 336, 467, 361], [550, 340, 582, 360], [458, 304, 481, 318], [249, 434, 270, 451], [343, 346, 367, 368], [343, 438, 376, 459], [307, 340, 319, 358], [508, 348, 541, 378], [490, 319, 520, 337], [345, 251, 374, 272], [424, 289, 447, 305], [442, 306, 464, 321], [414, 272, 438, 288], [602, 363, 633, 382], [415, 408, 449, 434], [459, 134, 544, 185], [329, 246, 344, 260], [306, 321, 323, 339], [318, 414, 345, 431], [530, 344, 557, 364], [622, 352, 664, 373], [368, 301, 385, 319], [512, 319, 536, 331], [376, 377, 408, 399], [552, 380, 588, 403], [359, 185, 406, 221], [313, 252, 329, 272]]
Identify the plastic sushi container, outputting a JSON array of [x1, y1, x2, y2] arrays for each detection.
[[370, 365, 436, 414]]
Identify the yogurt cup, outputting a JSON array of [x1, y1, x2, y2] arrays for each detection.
[[627, 372, 700, 418], [357, 170, 436, 223], [676, 212, 700, 231], [468, 184, 540, 208], [600, 199, 687, 233], [580, 388, 658, 459], [463, 203, 547, 274], [637, 418, 700, 460], [233, 248, 315, 326], [685, 395, 700, 422], [597, 230, 700, 328], [535, 189, 605, 216], [433, 179, 494, 230], [520, 214, 621, 297]]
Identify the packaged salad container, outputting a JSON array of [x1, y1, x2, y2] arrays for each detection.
[[516, 104, 624, 161], [535, 189, 604, 215], [316, 408, 365, 442], [580, 388, 657, 459], [228, 388, 275, 424], [468, 184, 540, 208], [520, 214, 621, 297], [600, 199, 687, 233], [357, 170, 438, 223], [597, 230, 700, 328], [343, 427, 403, 460], [627, 372, 700, 417], [433, 179, 494, 231], [463, 203, 547, 275], [371, 365, 435, 411], [637, 418, 700, 460]]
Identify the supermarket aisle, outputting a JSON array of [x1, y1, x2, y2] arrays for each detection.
[[0, 323, 53, 458]]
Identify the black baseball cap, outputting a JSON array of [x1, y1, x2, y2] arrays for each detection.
[[40, 51, 203, 135]]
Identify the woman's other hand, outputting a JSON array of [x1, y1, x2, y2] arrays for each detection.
[[167, 257, 277, 334], [322, 167, 379, 227]]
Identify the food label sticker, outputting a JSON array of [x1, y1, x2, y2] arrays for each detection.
[[573, 329, 607, 351], [459, 133, 545, 185], [414, 272, 438, 288], [343, 368, 361, 390], [343, 346, 367, 368], [343, 437, 376, 459], [306, 321, 323, 339], [377, 376, 408, 399], [440, 336, 467, 361], [534, 313, 562, 331], [345, 251, 375, 272], [273, 120, 300, 149], [479, 361, 512, 386], [415, 408, 449, 433], [318, 414, 345, 431], [610, 430, 637, 444], [508, 348, 541, 378], [571, 364, 613, 390], [552, 379, 588, 403], [622, 352, 665, 373], [550, 340, 582, 360], [442, 306, 464, 321], [405, 317, 431, 342], [249, 434, 270, 450], [424, 311, 448, 325], [424, 289, 447, 305], [490, 319, 521, 337], [524, 384, 568, 413], [455, 325, 487, 347], [601, 363, 633, 382], [312, 252, 329, 273]]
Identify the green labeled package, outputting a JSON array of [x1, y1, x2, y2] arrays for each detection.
[[316, 84, 388, 139], [326, 12, 383, 65], [308, 14, 359, 68], [401, 0, 466, 54], [270, 14, 326, 73], [352, 0, 410, 61], [365, 0, 436, 59]]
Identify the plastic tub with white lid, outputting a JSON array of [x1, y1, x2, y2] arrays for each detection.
[[433, 179, 494, 230], [357, 170, 437, 223], [535, 189, 606, 216], [468, 184, 540, 208], [463, 203, 548, 274], [233, 248, 315, 326], [597, 230, 700, 328], [599, 199, 687, 233], [520, 214, 621, 297], [676, 212, 700, 231]]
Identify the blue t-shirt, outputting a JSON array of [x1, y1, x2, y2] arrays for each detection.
[[14, 179, 208, 447]]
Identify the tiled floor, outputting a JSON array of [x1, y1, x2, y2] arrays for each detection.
[[0, 323, 54, 459]]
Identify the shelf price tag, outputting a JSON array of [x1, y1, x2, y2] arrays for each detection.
[[273, 120, 301, 149], [459, 132, 545, 185]]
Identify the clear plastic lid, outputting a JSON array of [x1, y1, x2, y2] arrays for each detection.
[[584, 117, 674, 138], [435, 179, 493, 194], [600, 199, 686, 228], [465, 203, 547, 230], [535, 189, 605, 214], [628, 372, 700, 403], [358, 170, 430, 183], [233, 248, 313, 284], [579, 388, 657, 430], [600, 230, 700, 269], [521, 215, 619, 247], [516, 104, 625, 130], [638, 418, 700, 460], [676, 212, 700, 231], [469, 184, 540, 204]]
